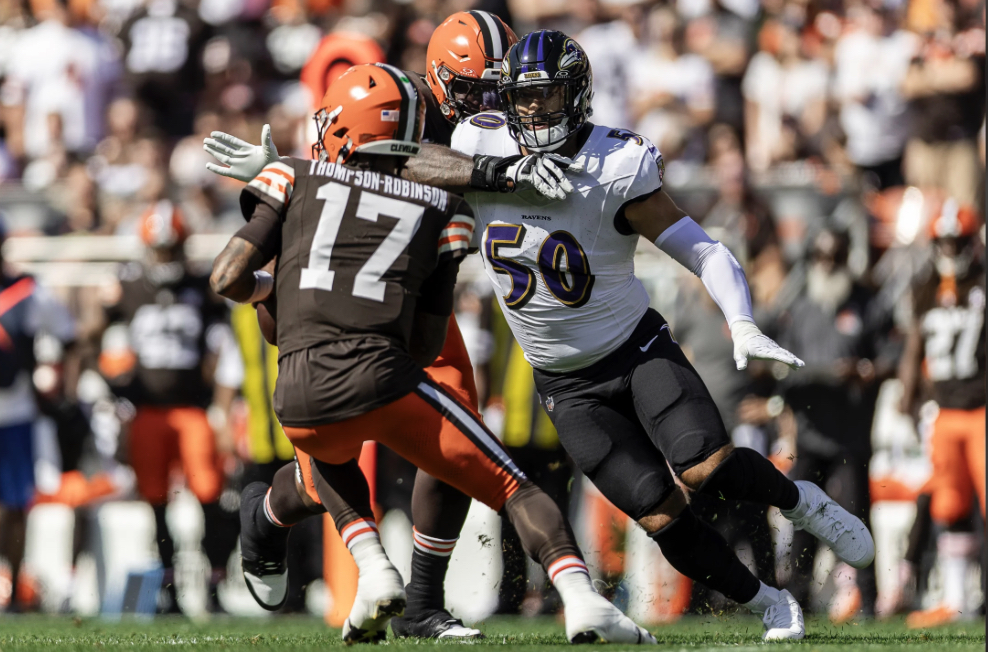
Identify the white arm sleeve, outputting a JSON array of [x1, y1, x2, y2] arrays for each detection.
[[655, 217, 754, 326]]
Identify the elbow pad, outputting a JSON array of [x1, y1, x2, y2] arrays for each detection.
[[655, 217, 754, 326]]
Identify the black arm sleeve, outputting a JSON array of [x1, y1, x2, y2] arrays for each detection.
[[417, 259, 460, 316], [234, 201, 281, 261]]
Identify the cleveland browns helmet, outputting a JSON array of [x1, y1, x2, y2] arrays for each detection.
[[426, 11, 517, 122], [139, 200, 188, 250], [499, 30, 593, 152], [312, 63, 425, 165], [928, 198, 983, 279]]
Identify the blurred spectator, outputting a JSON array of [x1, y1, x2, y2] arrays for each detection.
[[629, 6, 715, 161], [683, 3, 754, 137], [0, 217, 77, 612], [900, 8, 985, 207], [833, 5, 916, 189], [702, 125, 779, 266], [0, 0, 121, 176], [742, 19, 830, 171], [46, 158, 103, 234], [578, 0, 651, 131], [776, 226, 897, 621], [120, 0, 213, 137]]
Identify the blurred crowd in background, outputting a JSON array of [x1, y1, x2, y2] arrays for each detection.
[[0, 0, 985, 630]]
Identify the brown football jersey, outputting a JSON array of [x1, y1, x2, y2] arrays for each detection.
[[913, 264, 986, 410], [105, 264, 227, 407], [240, 158, 475, 426]]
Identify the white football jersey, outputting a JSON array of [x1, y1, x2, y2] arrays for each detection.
[[451, 113, 664, 372]]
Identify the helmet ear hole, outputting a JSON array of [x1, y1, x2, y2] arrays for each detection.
[[368, 76, 377, 88], [334, 127, 348, 138]]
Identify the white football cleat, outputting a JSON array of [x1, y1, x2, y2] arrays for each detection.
[[564, 593, 656, 644], [782, 481, 875, 569], [342, 559, 407, 644], [761, 589, 805, 641]]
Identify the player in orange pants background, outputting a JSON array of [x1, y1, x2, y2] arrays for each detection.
[[898, 203, 985, 627]]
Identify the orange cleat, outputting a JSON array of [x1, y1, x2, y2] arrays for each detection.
[[906, 605, 962, 629]]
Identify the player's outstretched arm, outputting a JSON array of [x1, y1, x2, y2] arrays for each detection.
[[204, 124, 280, 182], [626, 190, 804, 371], [400, 144, 582, 201]]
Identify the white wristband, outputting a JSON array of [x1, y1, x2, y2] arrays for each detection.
[[247, 270, 274, 304]]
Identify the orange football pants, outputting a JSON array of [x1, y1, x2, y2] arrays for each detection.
[[293, 314, 482, 505], [287, 376, 525, 512], [925, 406, 986, 525], [129, 406, 223, 505]]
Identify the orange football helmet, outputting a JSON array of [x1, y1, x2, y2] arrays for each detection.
[[139, 200, 187, 249], [312, 63, 425, 165], [928, 198, 982, 240], [426, 11, 517, 122]]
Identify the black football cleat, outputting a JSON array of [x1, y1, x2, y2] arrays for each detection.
[[239, 482, 289, 611], [391, 609, 484, 640]]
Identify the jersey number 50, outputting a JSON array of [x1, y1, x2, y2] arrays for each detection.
[[485, 224, 594, 310]]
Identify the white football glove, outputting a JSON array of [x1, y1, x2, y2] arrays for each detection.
[[504, 153, 584, 201], [730, 320, 804, 371], [203, 124, 279, 182]]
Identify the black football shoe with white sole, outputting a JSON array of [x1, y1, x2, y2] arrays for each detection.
[[391, 609, 484, 640], [240, 482, 289, 611]]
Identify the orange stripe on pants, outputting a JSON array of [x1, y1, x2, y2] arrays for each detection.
[[284, 381, 524, 512]]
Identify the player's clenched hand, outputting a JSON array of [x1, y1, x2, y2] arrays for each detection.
[[730, 320, 804, 371], [204, 124, 279, 182], [504, 153, 584, 201]]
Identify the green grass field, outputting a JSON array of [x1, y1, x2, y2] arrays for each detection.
[[0, 615, 983, 652]]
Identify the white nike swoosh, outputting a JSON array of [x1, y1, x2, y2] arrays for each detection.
[[640, 335, 659, 352]]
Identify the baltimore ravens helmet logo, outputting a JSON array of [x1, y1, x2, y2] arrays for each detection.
[[557, 38, 585, 73]]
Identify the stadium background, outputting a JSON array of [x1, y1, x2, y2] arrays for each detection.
[[0, 0, 984, 630]]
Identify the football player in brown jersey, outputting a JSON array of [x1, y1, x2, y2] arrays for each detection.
[[899, 202, 985, 628], [98, 202, 233, 613], [202, 11, 582, 639], [209, 63, 654, 645]]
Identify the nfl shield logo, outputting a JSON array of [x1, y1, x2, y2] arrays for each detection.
[[546, 396, 554, 412]]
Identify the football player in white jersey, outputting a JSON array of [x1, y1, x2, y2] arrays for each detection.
[[446, 30, 876, 641]]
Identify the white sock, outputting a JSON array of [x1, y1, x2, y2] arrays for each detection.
[[940, 532, 975, 611], [340, 518, 388, 574], [744, 582, 781, 615], [548, 556, 596, 604]]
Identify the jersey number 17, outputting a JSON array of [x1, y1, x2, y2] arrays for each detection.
[[300, 181, 423, 302]]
